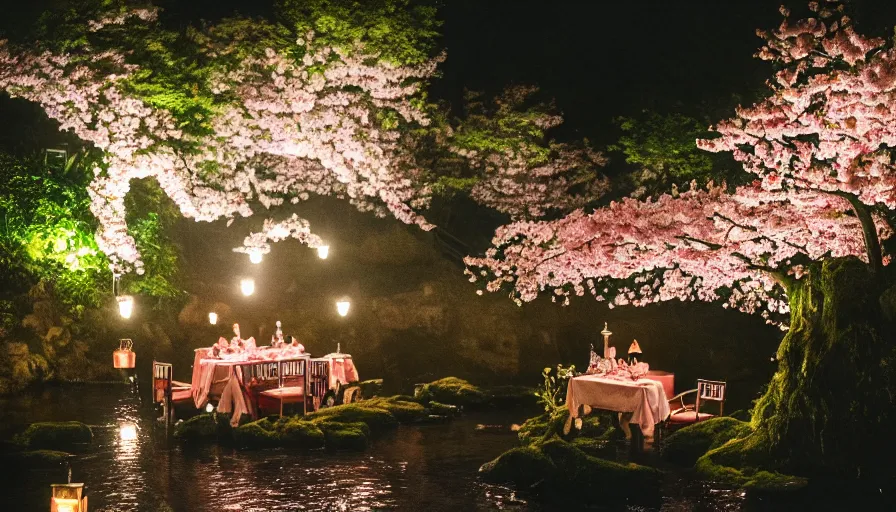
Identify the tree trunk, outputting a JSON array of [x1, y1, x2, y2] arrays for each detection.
[[751, 256, 896, 479]]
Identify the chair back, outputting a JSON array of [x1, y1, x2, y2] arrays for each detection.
[[240, 361, 280, 390], [696, 379, 726, 416], [152, 361, 173, 404], [279, 358, 307, 388], [310, 358, 330, 400]]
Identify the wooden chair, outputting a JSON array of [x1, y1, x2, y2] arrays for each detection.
[[152, 361, 193, 424], [309, 358, 331, 410], [668, 379, 726, 427], [243, 358, 308, 417]]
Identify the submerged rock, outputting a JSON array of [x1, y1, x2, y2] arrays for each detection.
[[695, 435, 808, 494], [417, 377, 487, 407], [7, 449, 74, 468], [173, 413, 232, 441], [16, 421, 92, 450]]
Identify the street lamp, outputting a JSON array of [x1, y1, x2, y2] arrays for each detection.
[[117, 295, 134, 319], [240, 278, 255, 296], [208, 312, 218, 325], [317, 245, 330, 259], [336, 299, 351, 317]]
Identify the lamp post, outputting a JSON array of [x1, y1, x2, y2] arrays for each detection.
[[601, 322, 613, 359]]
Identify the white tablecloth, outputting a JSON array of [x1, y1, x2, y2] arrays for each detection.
[[566, 374, 670, 437]]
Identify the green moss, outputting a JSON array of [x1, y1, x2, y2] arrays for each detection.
[[517, 408, 569, 445], [362, 397, 428, 423], [418, 377, 487, 407], [317, 421, 369, 451], [479, 446, 557, 488], [358, 379, 383, 398], [306, 403, 399, 433], [16, 421, 92, 450], [278, 419, 326, 449], [233, 421, 282, 449], [487, 385, 538, 407], [569, 436, 612, 458], [694, 435, 807, 493], [663, 417, 752, 466], [9, 449, 74, 468], [173, 413, 232, 441], [427, 401, 459, 417]]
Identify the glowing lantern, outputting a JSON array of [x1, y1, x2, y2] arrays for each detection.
[[119, 422, 137, 441], [240, 278, 255, 296], [208, 312, 218, 325], [206, 403, 214, 413], [317, 245, 330, 259], [51, 483, 87, 512], [117, 295, 134, 319], [113, 339, 135, 369], [336, 299, 351, 317], [249, 250, 263, 264]]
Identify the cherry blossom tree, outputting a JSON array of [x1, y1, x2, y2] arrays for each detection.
[[466, 2, 896, 477], [0, 1, 442, 273]]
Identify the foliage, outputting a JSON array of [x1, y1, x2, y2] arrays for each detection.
[[535, 364, 576, 412], [609, 110, 742, 198], [15, 420, 93, 450], [662, 416, 752, 466]]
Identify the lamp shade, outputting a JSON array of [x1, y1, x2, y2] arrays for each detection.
[[117, 295, 134, 319]]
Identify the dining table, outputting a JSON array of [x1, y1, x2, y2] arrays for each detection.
[[566, 373, 671, 439]]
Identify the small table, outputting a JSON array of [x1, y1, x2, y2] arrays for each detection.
[[566, 374, 670, 439]]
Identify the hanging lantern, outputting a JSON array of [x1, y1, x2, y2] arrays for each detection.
[[240, 278, 255, 296], [117, 295, 134, 319], [208, 312, 218, 325], [336, 299, 351, 317], [317, 245, 330, 259], [248, 250, 263, 264], [113, 339, 135, 369], [51, 483, 87, 512]]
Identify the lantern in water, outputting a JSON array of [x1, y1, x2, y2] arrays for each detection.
[[119, 422, 137, 441], [336, 299, 351, 317], [51, 483, 87, 512], [208, 312, 218, 325], [113, 339, 135, 369], [240, 278, 255, 296], [317, 245, 330, 259], [117, 295, 134, 319]]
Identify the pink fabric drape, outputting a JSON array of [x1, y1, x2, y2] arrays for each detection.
[[566, 374, 670, 437]]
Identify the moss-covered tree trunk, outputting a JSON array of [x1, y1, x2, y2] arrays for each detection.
[[752, 256, 896, 479]]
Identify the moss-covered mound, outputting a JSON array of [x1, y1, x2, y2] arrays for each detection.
[[428, 401, 459, 417], [358, 379, 383, 398], [173, 413, 233, 442], [663, 417, 752, 466], [416, 377, 536, 409], [417, 377, 487, 406], [480, 438, 660, 501], [15, 421, 92, 450], [517, 408, 615, 446], [6, 449, 74, 469], [695, 435, 808, 493]]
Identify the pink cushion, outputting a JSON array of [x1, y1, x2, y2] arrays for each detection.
[[260, 386, 304, 398], [172, 388, 193, 402], [668, 411, 714, 424], [172, 380, 192, 388]]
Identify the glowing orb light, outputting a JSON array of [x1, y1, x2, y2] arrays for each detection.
[[240, 278, 255, 296], [117, 295, 134, 319], [119, 422, 137, 442], [249, 250, 263, 264], [206, 403, 214, 413], [208, 312, 218, 325], [317, 245, 330, 259], [336, 299, 351, 317]]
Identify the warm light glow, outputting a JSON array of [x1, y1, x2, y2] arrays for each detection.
[[206, 403, 214, 413], [249, 250, 263, 264], [336, 299, 351, 317], [208, 312, 218, 325], [117, 295, 134, 319], [317, 245, 330, 259], [119, 422, 137, 441], [52, 498, 78, 512], [240, 278, 255, 296]]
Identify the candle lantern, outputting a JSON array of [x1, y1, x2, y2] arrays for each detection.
[[117, 295, 134, 319], [600, 322, 613, 359], [51, 483, 87, 512], [113, 339, 135, 369]]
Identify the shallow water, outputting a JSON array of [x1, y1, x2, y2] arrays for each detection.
[[2, 385, 892, 511]]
